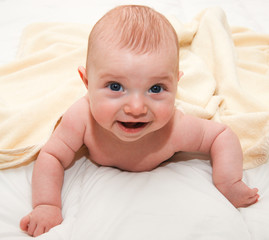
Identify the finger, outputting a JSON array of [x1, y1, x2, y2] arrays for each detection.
[[243, 194, 259, 207], [45, 225, 52, 233], [33, 225, 46, 238], [20, 215, 30, 232], [27, 220, 37, 237], [250, 188, 259, 197]]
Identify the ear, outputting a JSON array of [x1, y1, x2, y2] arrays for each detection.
[[178, 71, 184, 82], [78, 66, 88, 88]]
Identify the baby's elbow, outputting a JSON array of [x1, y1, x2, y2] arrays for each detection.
[[222, 125, 238, 139], [39, 141, 75, 169], [214, 123, 241, 148]]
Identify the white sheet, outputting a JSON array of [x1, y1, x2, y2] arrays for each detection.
[[0, 0, 269, 239]]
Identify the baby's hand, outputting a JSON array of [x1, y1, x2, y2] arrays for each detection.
[[20, 205, 63, 237], [216, 180, 259, 208]]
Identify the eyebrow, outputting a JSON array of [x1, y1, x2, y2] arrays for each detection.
[[98, 72, 175, 83], [99, 73, 126, 80], [150, 75, 174, 82]]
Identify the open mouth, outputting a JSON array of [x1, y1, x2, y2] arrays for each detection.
[[121, 122, 147, 129], [117, 121, 148, 132]]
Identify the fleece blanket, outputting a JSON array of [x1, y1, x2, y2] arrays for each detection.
[[0, 8, 268, 169]]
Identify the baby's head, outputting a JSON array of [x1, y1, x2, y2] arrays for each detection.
[[86, 5, 179, 74], [79, 5, 181, 142]]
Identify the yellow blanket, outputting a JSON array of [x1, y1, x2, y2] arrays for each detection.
[[0, 8, 268, 169]]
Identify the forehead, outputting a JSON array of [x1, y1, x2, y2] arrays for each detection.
[[88, 36, 178, 72], [89, 43, 178, 81]]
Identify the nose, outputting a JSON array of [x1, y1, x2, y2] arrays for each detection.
[[123, 93, 148, 116]]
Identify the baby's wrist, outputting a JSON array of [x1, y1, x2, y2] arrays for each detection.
[[33, 204, 61, 210]]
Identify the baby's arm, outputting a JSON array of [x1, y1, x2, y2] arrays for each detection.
[[175, 113, 259, 208], [207, 121, 259, 208], [20, 97, 88, 237]]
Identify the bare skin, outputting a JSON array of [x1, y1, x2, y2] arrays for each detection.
[[20, 29, 258, 237], [20, 97, 259, 237]]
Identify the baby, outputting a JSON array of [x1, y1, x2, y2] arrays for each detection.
[[20, 5, 259, 237]]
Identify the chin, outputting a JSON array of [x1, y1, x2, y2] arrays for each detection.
[[113, 132, 147, 142]]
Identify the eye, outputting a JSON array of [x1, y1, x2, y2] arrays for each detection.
[[149, 85, 163, 93], [108, 82, 123, 92]]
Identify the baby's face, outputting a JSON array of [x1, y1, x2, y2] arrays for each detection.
[[87, 43, 179, 142]]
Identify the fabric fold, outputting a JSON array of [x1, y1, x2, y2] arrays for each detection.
[[0, 8, 268, 169]]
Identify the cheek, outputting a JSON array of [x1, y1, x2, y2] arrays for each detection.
[[153, 99, 175, 123], [89, 96, 119, 124]]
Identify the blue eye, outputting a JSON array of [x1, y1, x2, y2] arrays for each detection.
[[149, 85, 163, 93], [108, 82, 123, 91]]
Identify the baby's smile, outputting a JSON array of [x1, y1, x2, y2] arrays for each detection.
[[117, 121, 149, 133]]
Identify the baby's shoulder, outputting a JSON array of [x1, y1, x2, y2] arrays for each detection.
[[169, 109, 198, 140], [172, 108, 185, 125], [66, 95, 89, 113], [62, 95, 90, 123]]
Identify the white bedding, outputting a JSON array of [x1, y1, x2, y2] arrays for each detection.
[[0, 0, 269, 239]]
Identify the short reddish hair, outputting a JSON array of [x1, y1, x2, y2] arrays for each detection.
[[86, 5, 179, 70]]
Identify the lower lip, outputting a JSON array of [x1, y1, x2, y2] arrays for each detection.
[[117, 121, 148, 134]]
